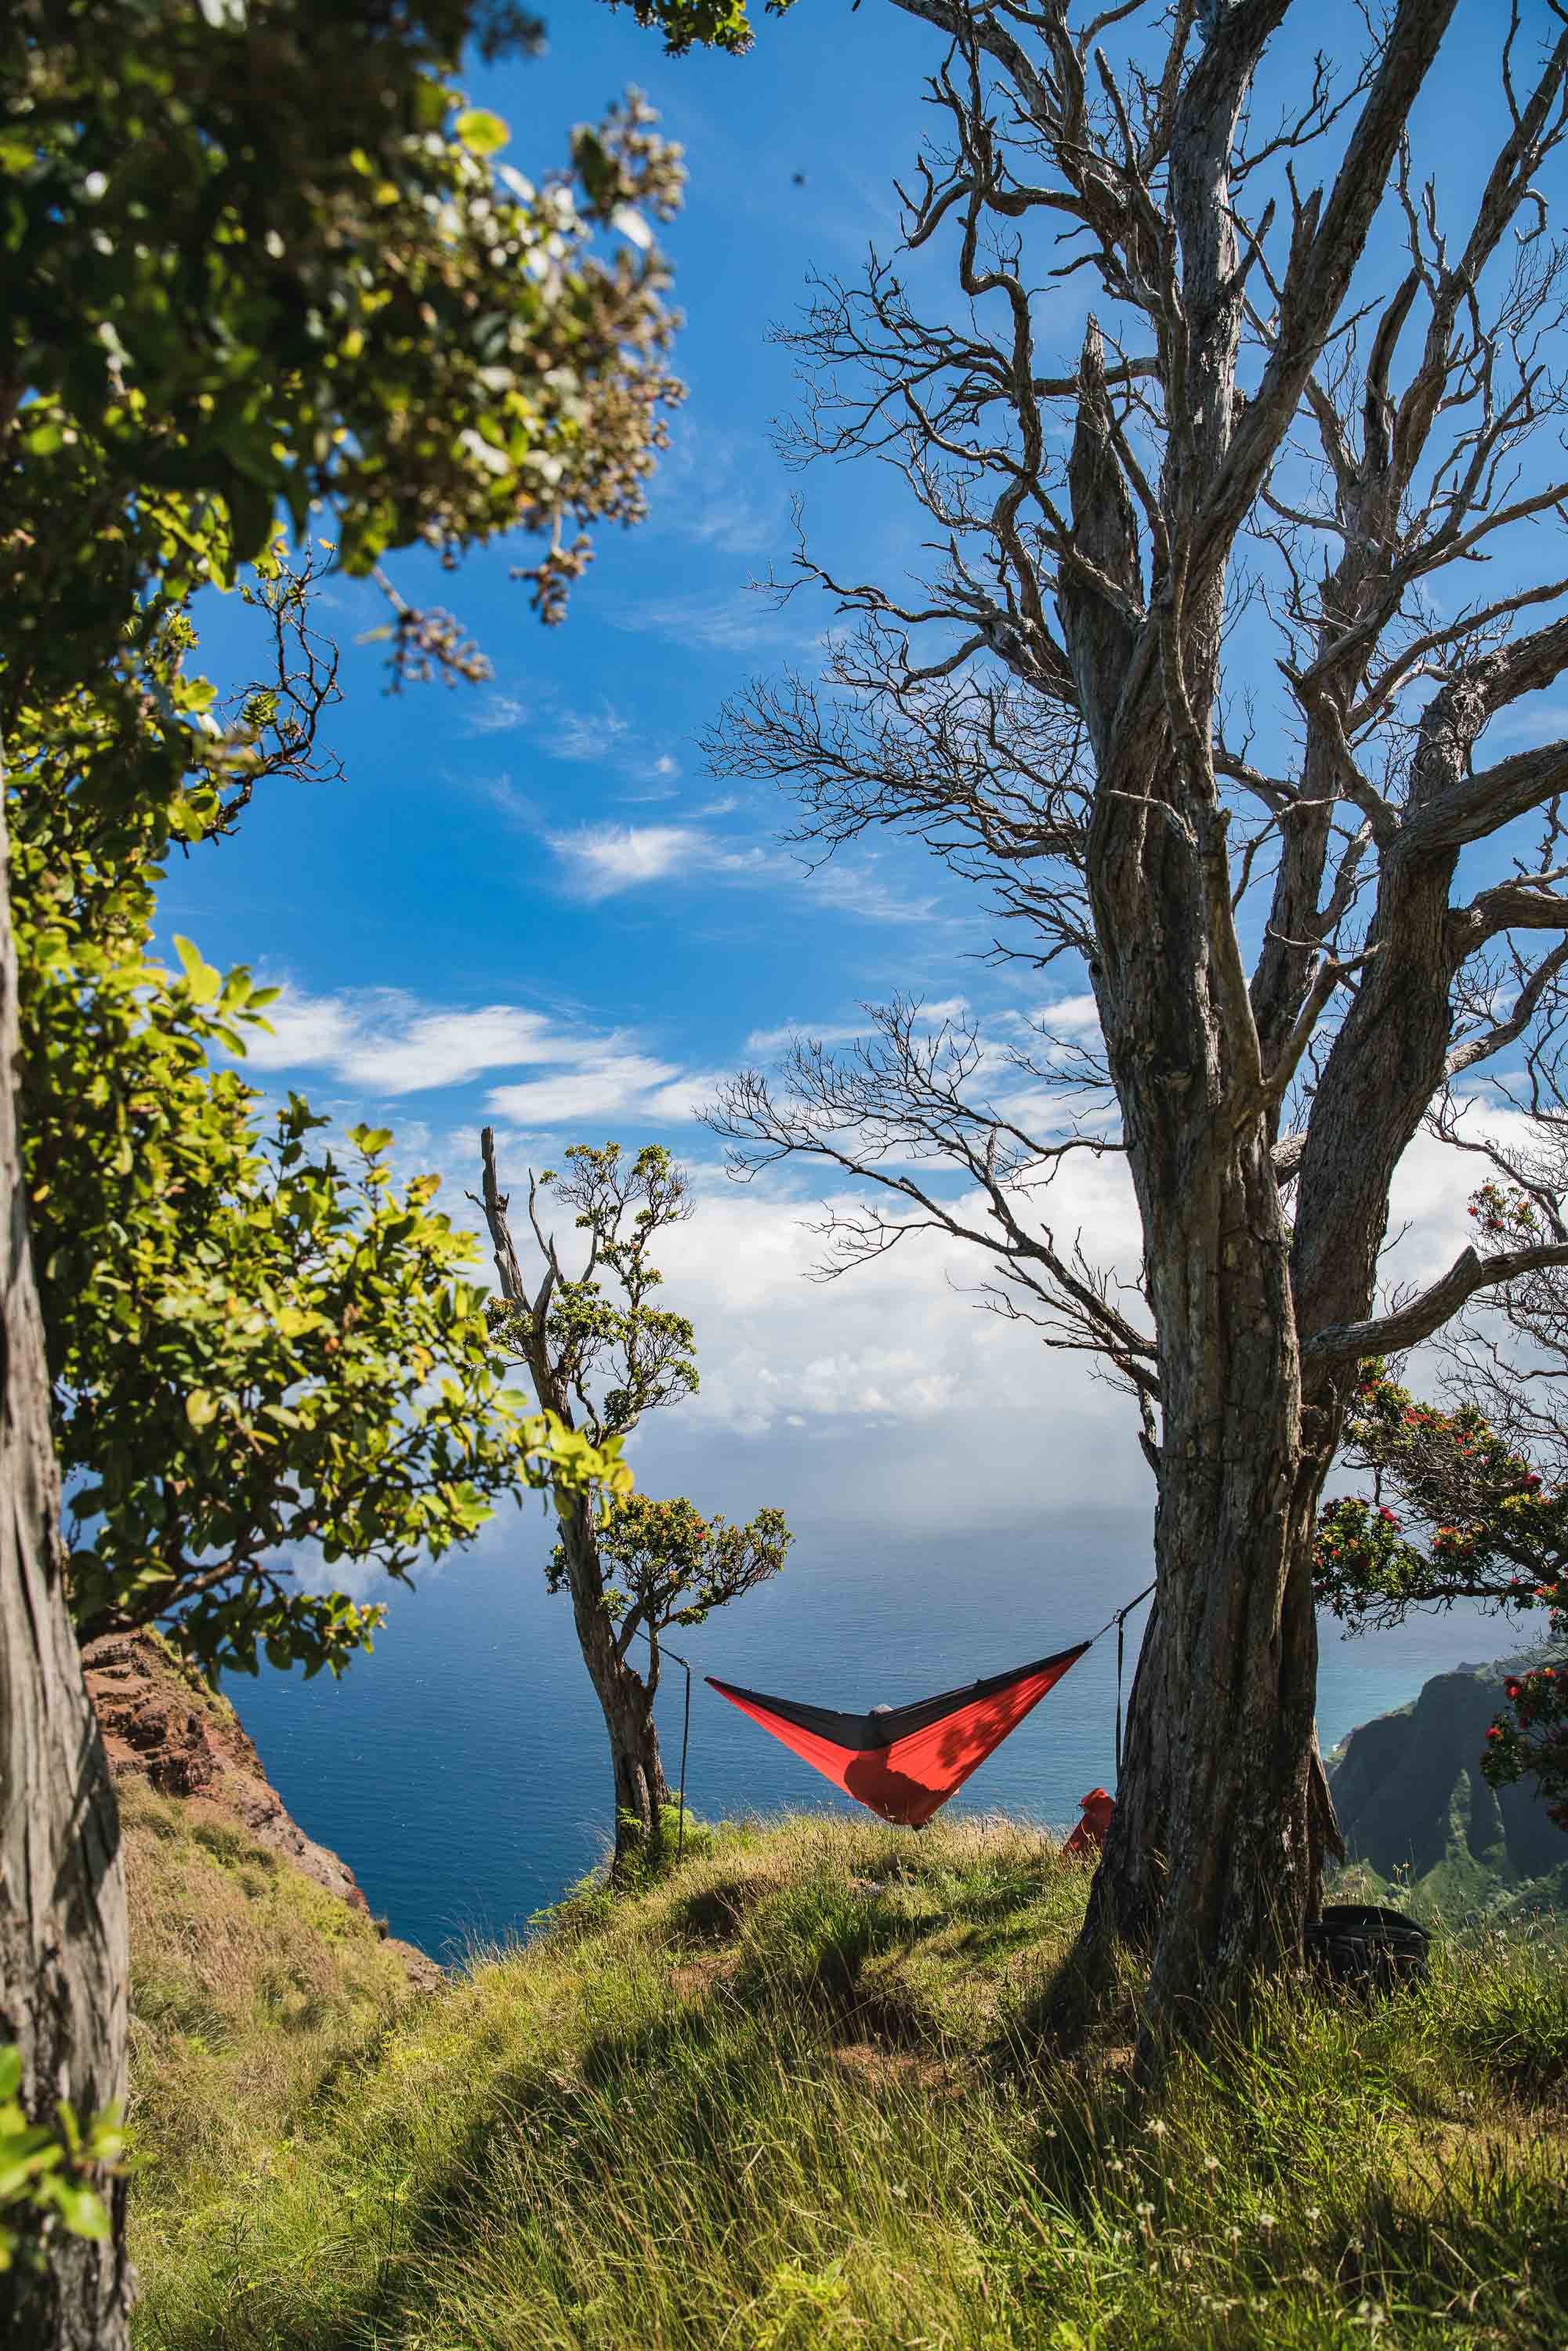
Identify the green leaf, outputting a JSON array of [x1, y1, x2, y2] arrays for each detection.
[[185, 1389, 219, 1431], [52, 2180, 110, 2241], [454, 108, 509, 157], [171, 936, 221, 1005]]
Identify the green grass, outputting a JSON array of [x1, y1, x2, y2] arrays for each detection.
[[125, 1809, 1568, 2349], [120, 1780, 421, 2293]]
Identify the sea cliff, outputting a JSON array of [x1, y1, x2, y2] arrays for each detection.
[[1327, 1654, 1568, 1918]]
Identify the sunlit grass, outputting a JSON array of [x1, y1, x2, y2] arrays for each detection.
[[126, 1805, 1568, 2350]]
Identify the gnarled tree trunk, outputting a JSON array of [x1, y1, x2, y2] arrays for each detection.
[[712, 0, 1567, 2056], [0, 789, 130, 2348], [1045, 0, 1454, 2051]]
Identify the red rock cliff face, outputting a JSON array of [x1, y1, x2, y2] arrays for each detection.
[[83, 1629, 441, 1986]]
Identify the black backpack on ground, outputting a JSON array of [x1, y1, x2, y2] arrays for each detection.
[[1303, 1903, 1431, 1994]]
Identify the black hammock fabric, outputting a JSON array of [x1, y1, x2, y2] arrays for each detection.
[[707, 1642, 1090, 1827]]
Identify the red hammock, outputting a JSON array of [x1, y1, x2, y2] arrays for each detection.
[[706, 1643, 1090, 1828]]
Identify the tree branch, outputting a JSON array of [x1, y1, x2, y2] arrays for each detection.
[[1305, 1237, 1568, 1364]]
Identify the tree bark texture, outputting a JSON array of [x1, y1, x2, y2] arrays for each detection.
[[1053, 3, 1456, 2047], [0, 787, 130, 2349], [556, 1494, 670, 1873]]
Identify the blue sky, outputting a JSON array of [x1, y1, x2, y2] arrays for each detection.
[[156, 1, 1568, 1593]]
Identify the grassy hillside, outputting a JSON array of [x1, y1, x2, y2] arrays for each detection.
[[127, 1809, 1568, 2350], [121, 1780, 423, 2284]]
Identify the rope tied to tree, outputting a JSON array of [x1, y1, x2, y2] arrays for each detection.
[[1086, 1580, 1156, 1782], [630, 1628, 693, 1862]]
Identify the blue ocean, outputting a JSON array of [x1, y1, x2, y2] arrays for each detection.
[[228, 1501, 1527, 1963]]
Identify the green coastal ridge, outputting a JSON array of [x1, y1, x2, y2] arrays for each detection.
[[1328, 1656, 1568, 1925]]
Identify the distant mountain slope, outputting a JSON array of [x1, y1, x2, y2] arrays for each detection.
[[1327, 1656, 1568, 1920]]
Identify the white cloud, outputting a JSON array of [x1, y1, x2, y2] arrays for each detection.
[[648, 422, 788, 557], [239, 989, 720, 1128], [549, 824, 706, 896], [465, 689, 682, 793], [551, 708, 632, 764], [805, 860, 943, 927], [549, 822, 772, 901], [1037, 994, 1103, 1037], [259, 1056, 1531, 1544], [485, 1054, 683, 1129], [230, 973, 1535, 1538], [642, 1069, 734, 1123], [744, 1018, 871, 1056], [241, 993, 567, 1095], [465, 692, 528, 735], [548, 824, 948, 927], [632, 1154, 1150, 1476]]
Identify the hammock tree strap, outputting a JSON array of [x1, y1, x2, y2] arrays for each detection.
[[1116, 1612, 1125, 1780], [678, 1650, 691, 1863], [628, 1629, 693, 1860], [1099, 1581, 1156, 1783]]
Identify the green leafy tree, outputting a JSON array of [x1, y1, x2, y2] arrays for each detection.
[[480, 1133, 791, 1872], [13, 537, 614, 1679], [1, 5, 778, 2340], [609, 0, 796, 52], [1314, 1348, 1568, 1837], [570, 1492, 791, 1649]]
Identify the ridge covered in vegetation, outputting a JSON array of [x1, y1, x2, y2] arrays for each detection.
[[127, 1809, 1568, 2349], [1326, 1654, 1568, 1925]]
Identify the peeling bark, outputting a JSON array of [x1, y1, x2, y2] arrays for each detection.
[[0, 786, 130, 2348]]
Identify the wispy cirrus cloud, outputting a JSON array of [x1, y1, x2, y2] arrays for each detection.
[[551, 707, 633, 763], [463, 686, 683, 789], [647, 422, 790, 558], [548, 821, 771, 900], [605, 585, 805, 654], [486, 1060, 735, 1130], [744, 1017, 871, 1056], [485, 1053, 683, 1128], [548, 822, 950, 928], [802, 860, 943, 926], [464, 691, 530, 735]]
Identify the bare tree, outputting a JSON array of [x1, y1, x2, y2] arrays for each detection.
[[706, 0, 1568, 2049], [476, 1131, 789, 1873]]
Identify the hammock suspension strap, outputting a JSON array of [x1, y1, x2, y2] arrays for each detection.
[[628, 1628, 693, 1863], [1084, 1578, 1155, 1782]]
